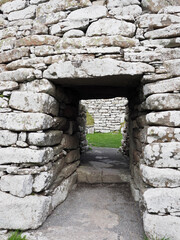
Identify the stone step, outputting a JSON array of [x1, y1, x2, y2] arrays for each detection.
[[77, 165, 130, 184]]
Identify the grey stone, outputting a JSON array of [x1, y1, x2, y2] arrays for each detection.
[[61, 134, 79, 150], [63, 30, 85, 38], [0, 37, 16, 51], [65, 149, 80, 163], [0, 175, 33, 197], [0, 47, 29, 64], [0, 191, 51, 230], [61, 161, 80, 178], [0, 81, 18, 92], [8, 5, 37, 21], [109, 5, 142, 21], [0, 68, 35, 82], [107, 0, 140, 8], [16, 35, 60, 47], [140, 164, 180, 187], [86, 19, 136, 37], [9, 92, 59, 116], [0, 130, 17, 146], [145, 24, 180, 39], [0, 113, 54, 131], [0, 147, 54, 164], [143, 142, 180, 168], [164, 59, 180, 77], [0, 0, 26, 14], [0, 27, 18, 40], [28, 130, 63, 146]]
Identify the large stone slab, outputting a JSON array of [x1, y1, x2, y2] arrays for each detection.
[[145, 93, 180, 110], [0, 113, 54, 131], [16, 35, 59, 47], [8, 5, 37, 21], [0, 147, 54, 164], [28, 130, 63, 146], [143, 142, 180, 168], [9, 92, 59, 116], [0, 27, 18, 40], [0, 47, 29, 64], [144, 213, 180, 240], [0, 68, 35, 82], [0, 0, 26, 14], [143, 188, 180, 214], [143, 77, 180, 96], [43, 59, 154, 80], [65, 149, 80, 163], [146, 111, 180, 127], [145, 24, 180, 39], [0, 81, 18, 92], [141, 0, 180, 13], [0, 192, 51, 229], [164, 59, 180, 77], [107, 0, 140, 8], [109, 5, 142, 21], [140, 164, 180, 187], [86, 19, 136, 37], [144, 126, 180, 143], [61, 134, 79, 150], [0, 175, 33, 197], [0, 130, 17, 146]]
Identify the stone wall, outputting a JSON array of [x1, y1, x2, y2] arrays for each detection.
[[81, 97, 128, 133], [0, 0, 180, 239]]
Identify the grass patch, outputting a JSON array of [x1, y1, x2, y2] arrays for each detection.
[[145, 236, 170, 240], [86, 111, 94, 126], [8, 231, 27, 240], [87, 132, 122, 148]]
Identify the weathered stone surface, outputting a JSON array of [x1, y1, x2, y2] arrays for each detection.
[[143, 77, 180, 96], [33, 171, 53, 192], [0, 37, 16, 52], [138, 14, 180, 28], [107, 0, 140, 8], [145, 24, 180, 39], [145, 93, 180, 110], [143, 142, 180, 168], [109, 5, 142, 21], [61, 134, 79, 150], [43, 59, 154, 80], [142, 37, 180, 48], [16, 35, 59, 47], [19, 79, 56, 97], [0, 16, 8, 29], [50, 19, 89, 35], [144, 213, 180, 240], [28, 130, 63, 146], [159, 6, 180, 14], [0, 113, 54, 131], [146, 111, 180, 127], [0, 68, 35, 82], [144, 126, 180, 143], [143, 188, 180, 214], [63, 30, 85, 38], [0, 27, 18, 40], [142, 0, 180, 13], [0, 98, 8, 108], [55, 35, 138, 52], [65, 149, 80, 163], [9, 92, 59, 116], [86, 19, 136, 37], [0, 175, 33, 197], [0, 0, 26, 14], [61, 161, 80, 178], [51, 172, 77, 209], [0, 130, 17, 146], [124, 49, 161, 62], [36, 11, 67, 26], [0, 192, 51, 229], [140, 164, 180, 187], [67, 6, 107, 20], [8, 5, 37, 21], [164, 59, 180, 77], [0, 147, 53, 164], [0, 47, 29, 64], [32, 46, 56, 57]]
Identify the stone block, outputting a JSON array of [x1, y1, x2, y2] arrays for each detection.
[[61, 134, 79, 150], [0, 0, 26, 14], [143, 142, 180, 168], [9, 92, 59, 116], [145, 24, 180, 39], [28, 130, 63, 146], [51, 172, 77, 209], [0, 113, 54, 131], [164, 59, 180, 77], [0, 175, 33, 197], [77, 166, 102, 183], [65, 149, 80, 163], [0, 37, 16, 52], [145, 93, 180, 110], [0, 47, 29, 64], [0, 130, 17, 146], [0, 98, 8, 108], [61, 161, 80, 178], [143, 77, 180, 96], [141, 0, 180, 13], [107, 0, 140, 8], [86, 19, 136, 37], [143, 188, 180, 214], [67, 6, 107, 20], [146, 111, 180, 127], [0, 192, 51, 229], [16, 35, 59, 47], [0, 27, 18, 40], [0, 81, 18, 92], [140, 164, 180, 187], [33, 172, 53, 192], [144, 213, 180, 240], [0, 147, 54, 164], [8, 5, 37, 21], [109, 5, 142, 21], [0, 68, 35, 82]]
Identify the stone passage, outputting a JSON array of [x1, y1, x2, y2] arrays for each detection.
[[0, 0, 180, 239]]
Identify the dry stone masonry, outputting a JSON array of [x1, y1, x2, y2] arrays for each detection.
[[0, 0, 180, 239]]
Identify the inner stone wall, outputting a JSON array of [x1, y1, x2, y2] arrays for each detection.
[[0, 0, 180, 239]]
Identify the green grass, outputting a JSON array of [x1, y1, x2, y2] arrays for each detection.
[[86, 111, 94, 126], [86, 132, 122, 148], [8, 231, 27, 240]]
